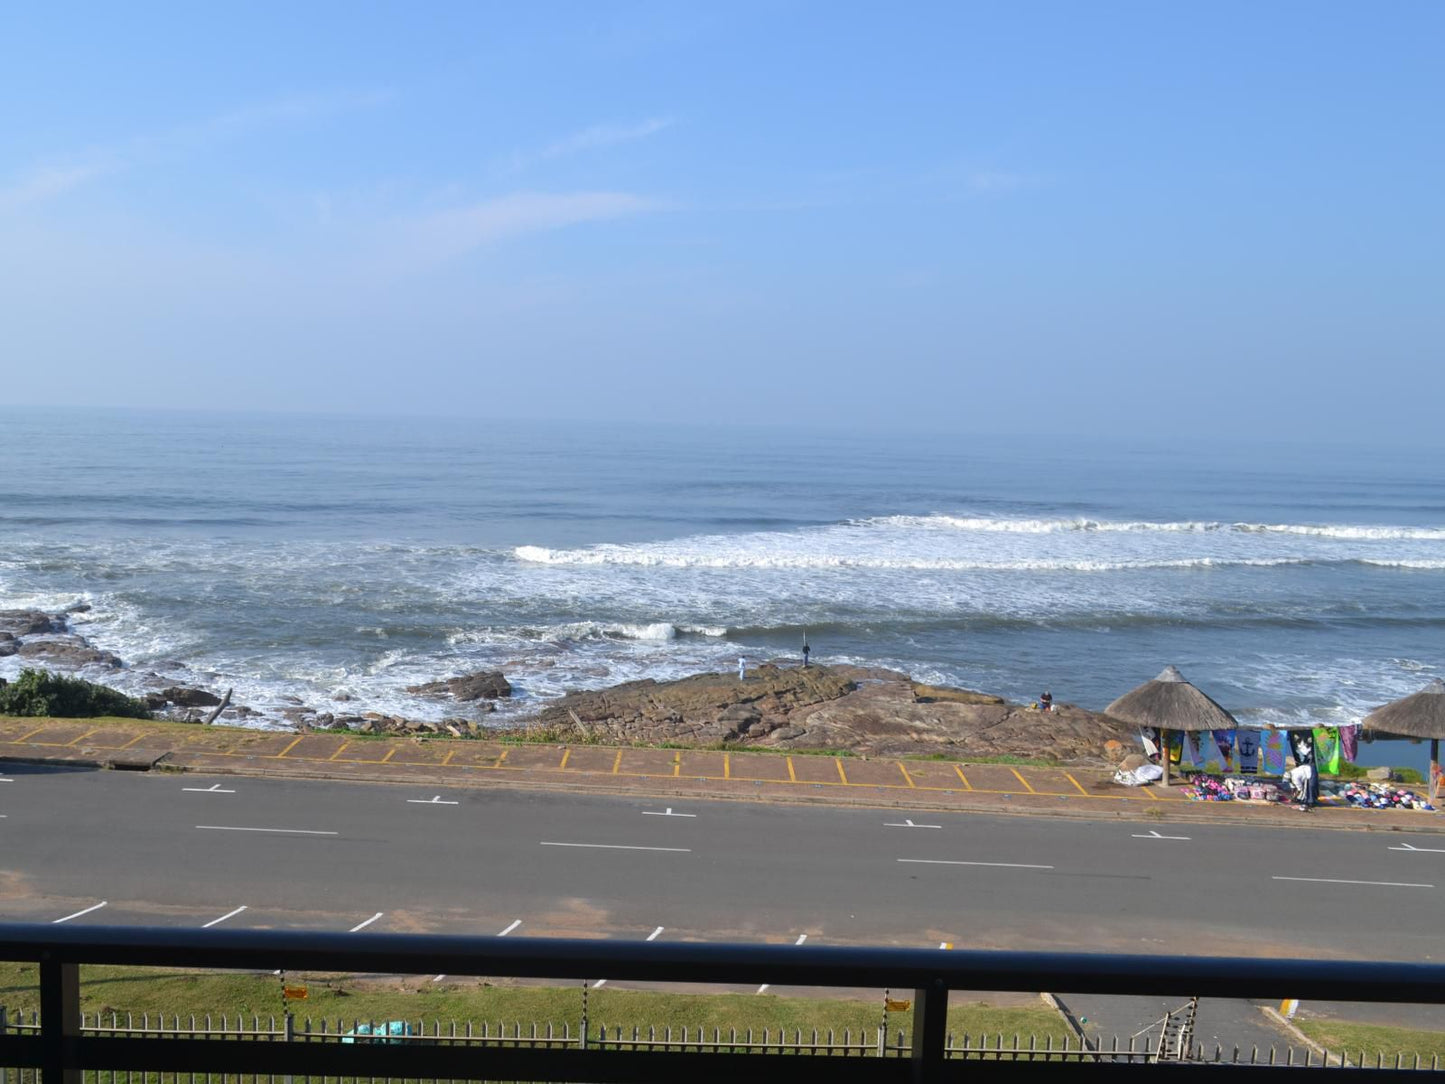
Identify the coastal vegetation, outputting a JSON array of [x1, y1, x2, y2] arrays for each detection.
[[0, 669, 151, 720]]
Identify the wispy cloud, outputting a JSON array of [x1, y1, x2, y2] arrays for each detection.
[[506, 117, 673, 172], [386, 190, 656, 270], [0, 88, 394, 212]]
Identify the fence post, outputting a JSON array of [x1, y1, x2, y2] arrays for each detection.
[[910, 979, 947, 1084], [282, 1011, 294, 1084], [39, 957, 81, 1084], [1, 1003, 8, 1084]]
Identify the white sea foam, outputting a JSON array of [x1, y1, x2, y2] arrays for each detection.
[[868, 514, 1445, 540]]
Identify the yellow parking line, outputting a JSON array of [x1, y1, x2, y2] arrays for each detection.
[[1009, 768, 1037, 794], [559, 748, 571, 770], [953, 764, 973, 791], [836, 758, 849, 784], [274, 736, 305, 758], [724, 753, 731, 780], [1064, 772, 1090, 796], [442, 748, 456, 766], [898, 762, 916, 788], [16, 725, 49, 742], [329, 742, 351, 761], [494, 748, 509, 768], [118, 733, 148, 750], [612, 749, 624, 774], [673, 751, 681, 777], [66, 728, 100, 747], [379, 746, 398, 763], [786, 757, 797, 783]]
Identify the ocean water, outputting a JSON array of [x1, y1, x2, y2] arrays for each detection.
[[1, 406, 1441, 767]]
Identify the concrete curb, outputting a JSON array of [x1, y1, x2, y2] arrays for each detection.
[[1261, 1006, 1345, 1067]]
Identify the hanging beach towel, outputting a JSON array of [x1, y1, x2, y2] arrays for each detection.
[[1313, 727, 1342, 775], [1288, 730, 1314, 766], [1262, 730, 1288, 775], [1140, 726, 1161, 762], [1168, 731, 1183, 765], [1186, 730, 1205, 767], [1340, 724, 1359, 763], [1236, 729, 1260, 773], [1212, 729, 1236, 771]]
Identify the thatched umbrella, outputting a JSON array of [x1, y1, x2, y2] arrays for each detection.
[[1362, 679, 1445, 803], [1105, 666, 1239, 787]]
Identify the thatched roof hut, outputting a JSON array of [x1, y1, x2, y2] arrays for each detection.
[[1105, 666, 1239, 733], [1362, 679, 1445, 739], [1363, 679, 1445, 804]]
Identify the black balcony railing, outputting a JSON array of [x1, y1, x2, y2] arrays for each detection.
[[1, 922, 1443, 1082]]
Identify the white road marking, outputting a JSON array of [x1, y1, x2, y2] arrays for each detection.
[[196, 825, 338, 836], [349, 912, 385, 932], [1132, 829, 1191, 840], [898, 858, 1054, 870], [595, 926, 667, 990], [757, 935, 808, 994], [641, 808, 696, 817], [540, 842, 691, 852], [407, 795, 460, 805], [201, 905, 248, 928], [1272, 876, 1434, 889], [1390, 842, 1445, 853], [436, 918, 523, 982], [54, 902, 107, 924], [939, 942, 952, 950], [183, 783, 235, 793], [885, 819, 942, 829], [0, 776, 12, 782]]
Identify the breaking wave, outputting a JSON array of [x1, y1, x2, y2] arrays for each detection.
[[870, 515, 1445, 540]]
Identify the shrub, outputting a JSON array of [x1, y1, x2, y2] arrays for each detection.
[[0, 669, 151, 720]]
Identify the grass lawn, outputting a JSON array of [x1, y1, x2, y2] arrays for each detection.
[[1294, 1019, 1445, 1065], [0, 962, 1067, 1045]]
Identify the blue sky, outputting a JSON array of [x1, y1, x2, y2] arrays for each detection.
[[1, 2, 1441, 440]]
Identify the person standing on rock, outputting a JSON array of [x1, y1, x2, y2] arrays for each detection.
[[802, 641, 811, 668], [738, 656, 747, 681]]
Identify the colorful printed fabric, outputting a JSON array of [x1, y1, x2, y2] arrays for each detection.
[[1340, 724, 1359, 763], [1236, 729, 1260, 773], [1288, 730, 1315, 766], [1186, 731, 1205, 766], [1168, 730, 1183, 765], [1140, 727, 1161, 762], [1213, 729, 1236, 770], [1262, 730, 1288, 775], [1313, 727, 1342, 775]]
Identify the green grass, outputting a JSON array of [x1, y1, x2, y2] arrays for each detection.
[[0, 962, 1067, 1044], [1294, 1019, 1445, 1065]]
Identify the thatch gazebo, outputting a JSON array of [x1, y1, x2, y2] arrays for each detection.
[[1362, 679, 1445, 804], [1105, 665, 1240, 787]]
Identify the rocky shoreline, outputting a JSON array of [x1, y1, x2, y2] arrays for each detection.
[[0, 607, 1134, 764]]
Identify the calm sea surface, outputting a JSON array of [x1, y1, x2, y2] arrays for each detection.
[[1, 406, 1441, 766]]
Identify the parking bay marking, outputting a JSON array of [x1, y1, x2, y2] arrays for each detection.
[[202, 906, 248, 928], [898, 859, 1054, 870], [758, 935, 808, 994], [641, 808, 696, 817], [349, 913, 385, 932], [1272, 876, 1434, 889], [595, 926, 665, 988], [54, 902, 108, 924], [197, 825, 338, 836], [183, 783, 236, 794], [540, 842, 692, 853], [885, 819, 941, 829], [408, 795, 460, 805], [436, 919, 522, 981], [1132, 829, 1191, 841], [1390, 842, 1445, 853]]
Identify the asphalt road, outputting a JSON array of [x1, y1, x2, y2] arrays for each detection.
[[2, 762, 1442, 971]]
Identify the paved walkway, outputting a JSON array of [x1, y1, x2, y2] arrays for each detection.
[[1, 716, 1440, 831]]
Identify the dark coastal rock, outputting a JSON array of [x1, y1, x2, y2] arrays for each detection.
[[16, 638, 122, 669], [521, 663, 1133, 764], [0, 633, 15, 658], [0, 609, 62, 636], [407, 670, 512, 701], [158, 686, 223, 708]]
